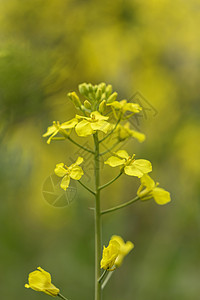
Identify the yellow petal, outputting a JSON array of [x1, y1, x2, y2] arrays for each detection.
[[123, 102, 142, 113], [25, 267, 60, 297], [69, 157, 84, 169], [91, 111, 109, 121], [91, 120, 111, 133], [107, 101, 122, 110], [60, 175, 70, 190], [37, 267, 51, 282], [104, 156, 125, 167], [124, 165, 144, 177], [75, 120, 93, 136], [130, 130, 146, 142], [43, 124, 57, 137], [26, 267, 51, 292], [70, 166, 84, 180], [27, 271, 46, 292], [100, 240, 120, 270], [74, 156, 84, 165], [132, 159, 152, 174], [111, 235, 134, 267], [140, 174, 155, 189], [115, 150, 129, 159], [46, 130, 59, 144], [153, 187, 171, 205], [61, 118, 78, 129], [54, 163, 68, 177]]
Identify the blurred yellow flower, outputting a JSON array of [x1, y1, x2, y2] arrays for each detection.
[[105, 150, 152, 178], [111, 235, 134, 267], [75, 111, 111, 136], [100, 240, 120, 271], [43, 119, 78, 144], [137, 174, 171, 205], [116, 122, 146, 142], [54, 157, 84, 190], [107, 99, 142, 118], [25, 267, 59, 297]]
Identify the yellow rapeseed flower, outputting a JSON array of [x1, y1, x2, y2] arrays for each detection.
[[54, 157, 84, 190], [115, 122, 146, 142], [107, 99, 142, 119], [137, 174, 171, 205], [25, 267, 60, 297], [75, 111, 111, 137], [104, 150, 152, 178], [43, 118, 78, 144], [100, 240, 120, 271], [111, 235, 134, 267]]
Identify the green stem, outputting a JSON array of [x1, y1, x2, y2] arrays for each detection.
[[78, 180, 96, 195], [93, 133, 102, 300], [99, 118, 121, 143], [67, 136, 94, 154], [101, 271, 114, 290], [98, 172, 123, 191], [98, 269, 107, 283], [58, 293, 70, 300], [101, 196, 140, 215]]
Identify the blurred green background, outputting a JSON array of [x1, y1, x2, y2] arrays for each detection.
[[0, 0, 200, 299]]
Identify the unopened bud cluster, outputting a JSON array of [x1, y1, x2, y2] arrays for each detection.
[[68, 82, 118, 113]]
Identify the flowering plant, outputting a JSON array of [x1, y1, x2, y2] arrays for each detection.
[[25, 83, 171, 300]]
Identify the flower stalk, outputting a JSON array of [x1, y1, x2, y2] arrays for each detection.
[[58, 293, 70, 300], [98, 172, 123, 191], [101, 196, 140, 215], [93, 132, 102, 300], [78, 180, 96, 195]]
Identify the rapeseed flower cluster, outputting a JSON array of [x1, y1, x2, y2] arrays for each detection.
[[25, 83, 171, 299], [43, 82, 144, 141]]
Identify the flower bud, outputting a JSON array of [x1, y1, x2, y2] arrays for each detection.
[[105, 84, 112, 97], [93, 85, 98, 92], [107, 92, 118, 103], [84, 100, 92, 109], [68, 92, 81, 108], [95, 87, 102, 100], [78, 83, 89, 95], [99, 100, 106, 114], [101, 92, 106, 101], [98, 82, 106, 93], [88, 83, 93, 93]]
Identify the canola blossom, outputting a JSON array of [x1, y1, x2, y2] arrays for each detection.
[[115, 122, 146, 142], [111, 235, 134, 267], [75, 111, 111, 137], [100, 240, 120, 271], [105, 150, 152, 178], [137, 174, 171, 205], [43, 119, 78, 144], [107, 99, 142, 119], [25, 267, 60, 297], [54, 157, 84, 190]]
